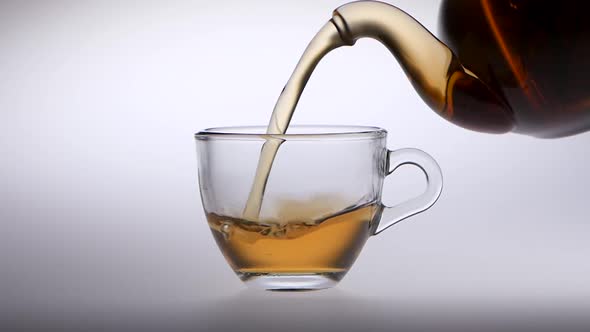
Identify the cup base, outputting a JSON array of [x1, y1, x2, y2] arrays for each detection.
[[237, 272, 344, 291]]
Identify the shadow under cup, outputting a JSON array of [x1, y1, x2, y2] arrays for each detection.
[[195, 125, 442, 290]]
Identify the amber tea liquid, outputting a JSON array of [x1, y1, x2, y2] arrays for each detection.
[[210, 202, 380, 281]]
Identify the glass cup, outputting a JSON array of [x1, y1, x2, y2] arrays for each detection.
[[195, 125, 442, 290]]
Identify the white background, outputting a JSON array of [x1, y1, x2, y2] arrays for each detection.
[[2, 0, 590, 330]]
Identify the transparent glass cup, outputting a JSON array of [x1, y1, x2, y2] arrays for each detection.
[[195, 126, 442, 290]]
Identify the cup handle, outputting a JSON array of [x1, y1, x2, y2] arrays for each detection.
[[373, 148, 443, 235]]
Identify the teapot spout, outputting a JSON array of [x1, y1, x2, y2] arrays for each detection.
[[332, 1, 514, 133]]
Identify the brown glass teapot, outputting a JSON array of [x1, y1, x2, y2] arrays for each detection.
[[329, 1, 590, 138]]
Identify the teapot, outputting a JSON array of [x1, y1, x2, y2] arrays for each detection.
[[329, 1, 590, 138]]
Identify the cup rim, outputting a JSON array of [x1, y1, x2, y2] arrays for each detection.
[[195, 125, 387, 140]]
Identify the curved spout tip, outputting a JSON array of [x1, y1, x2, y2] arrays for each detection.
[[332, 0, 514, 134], [331, 12, 356, 46]]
